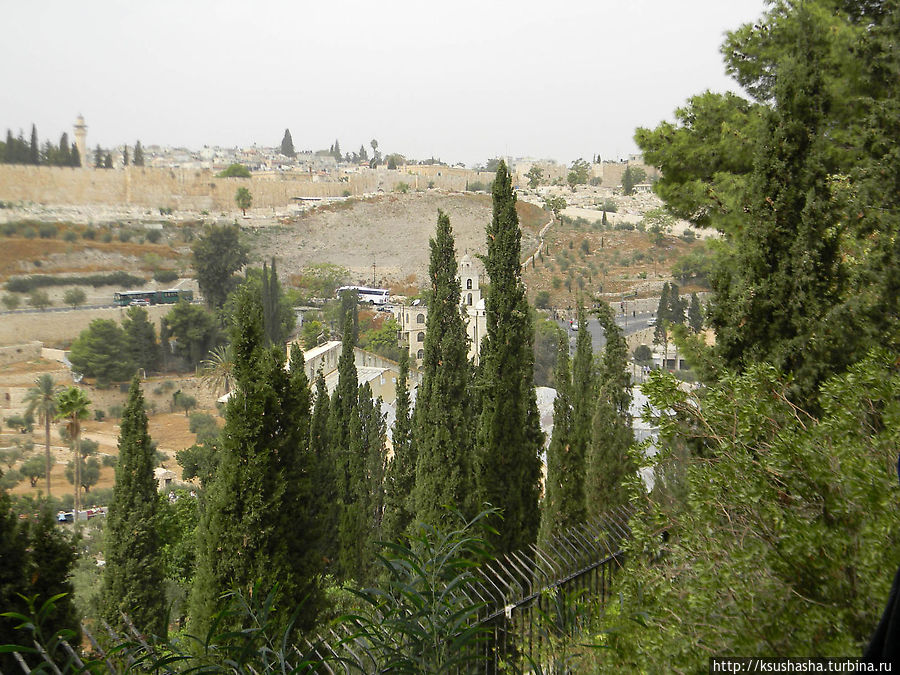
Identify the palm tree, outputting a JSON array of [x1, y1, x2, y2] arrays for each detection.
[[55, 387, 91, 522], [24, 374, 62, 496], [199, 345, 234, 397]]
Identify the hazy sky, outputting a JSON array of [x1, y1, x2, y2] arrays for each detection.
[[3, 1, 767, 166]]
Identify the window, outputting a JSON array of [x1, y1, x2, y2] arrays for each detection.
[[466, 279, 472, 290], [417, 313, 425, 323], [417, 332, 425, 342], [417, 349, 424, 359], [467, 293, 472, 305]]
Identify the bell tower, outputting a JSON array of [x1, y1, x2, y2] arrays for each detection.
[[73, 115, 87, 167]]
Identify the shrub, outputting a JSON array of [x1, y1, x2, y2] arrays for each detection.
[[82, 228, 96, 240], [101, 232, 113, 243], [118, 229, 132, 242], [94, 409, 106, 421], [6, 271, 143, 293], [153, 269, 179, 284], [535, 290, 551, 309], [1, 294, 21, 310], [108, 405, 123, 419], [63, 230, 78, 242], [395, 182, 410, 194], [38, 223, 58, 239], [22, 226, 37, 239], [216, 163, 251, 178], [145, 229, 162, 243]]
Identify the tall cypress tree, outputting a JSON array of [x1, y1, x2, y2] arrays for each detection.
[[569, 303, 594, 500], [688, 292, 704, 333], [102, 377, 166, 637], [538, 330, 575, 546], [133, 140, 144, 166], [413, 210, 475, 529], [475, 160, 543, 554], [585, 302, 634, 514], [382, 350, 415, 542], [190, 285, 320, 635], [280, 129, 295, 157], [29, 124, 39, 165], [309, 370, 338, 571]]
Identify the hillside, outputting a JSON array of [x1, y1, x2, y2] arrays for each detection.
[[246, 191, 548, 287]]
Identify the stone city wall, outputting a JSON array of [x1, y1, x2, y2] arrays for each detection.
[[0, 164, 505, 211]]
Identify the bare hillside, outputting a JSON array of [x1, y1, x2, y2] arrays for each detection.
[[247, 192, 547, 287]]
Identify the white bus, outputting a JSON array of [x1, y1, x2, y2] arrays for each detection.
[[336, 286, 390, 305]]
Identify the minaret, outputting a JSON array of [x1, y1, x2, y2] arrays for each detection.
[[73, 115, 87, 167]]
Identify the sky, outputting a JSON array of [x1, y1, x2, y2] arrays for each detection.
[[2, 0, 768, 167]]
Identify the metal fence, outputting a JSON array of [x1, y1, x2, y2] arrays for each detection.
[[309, 504, 633, 673], [9, 506, 632, 674]]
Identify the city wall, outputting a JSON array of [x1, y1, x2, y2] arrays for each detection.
[[0, 165, 500, 212]]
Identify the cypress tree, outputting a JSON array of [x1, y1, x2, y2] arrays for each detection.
[[475, 160, 543, 554], [585, 302, 634, 514], [569, 303, 594, 494], [309, 370, 338, 571], [29, 124, 39, 165], [102, 377, 166, 637], [413, 210, 475, 529], [0, 488, 28, 672], [538, 330, 575, 546], [190, 285, 321, 636], [23, 508, 78, 640], [280, 129, 295, 157], [382, 350, 415, 542], [133, 140, 144, 166], [94, 145, 103, 169], [70, 144, 80, 168], [688, 292, 704, 333], [58, 132, 70, 166], [668, 283, 685, 324]]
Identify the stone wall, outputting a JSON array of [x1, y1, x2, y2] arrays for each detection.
[[0, 164, 504, 211]]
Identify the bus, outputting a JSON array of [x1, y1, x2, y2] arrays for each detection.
[[335, 286, 389, 305], [113, 289, 194, 306]]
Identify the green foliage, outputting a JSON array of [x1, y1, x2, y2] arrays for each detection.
[[217, 163, 251, 178], [122, 305, 160, 373], [395, 181, 410, 193], [688, 292, 704, 333], [633, 344, 652, 364], [542, 194, 567, 220], [162, 302, 222, 368], [534, 290, 551, 309], [5, 271, 143, 293], [62, 287, 86, 308], [191, 223, 250, 308], [279, 128, 295, 157], [585, 302, 633, 515], [20, 455, 46, 487], [153, 268, 178, 283], [69, 319, 135, 383], [382, 351, 414, 544], [173, 391, 197, 416], [642, 207, 674, 246], [533, 316, 562, 388], [607, 351, 900, 668], [189, 412, 220, 444], [24, 374, 62, 496], [300, 319, 329, 349], [620, 165, 647, 196], [359, 317, 403, 361], [567, 157, 591, 190], [102, 377, 167, 637], [413, 210, 475, 530], [28, 289, 51, 310], [234, 186, 253, 214], [526, 165, 543, 188], [191, 286, 321, 637], [290, 262, 350, 300], [476, 160, 543, 555], [1, 293, 21, 310], [176, 443, 219, 488]]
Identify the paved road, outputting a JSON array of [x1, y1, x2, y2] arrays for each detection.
[[557, 310, 656, 355]]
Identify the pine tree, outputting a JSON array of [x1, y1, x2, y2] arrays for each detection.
[[190, 285, 321, 635], [102, 377, 166, 637], [538, 330, 575, 546], [585, 302, 634, 514], [412, 210, 475, 529], [133, 140, 144, 166], [122, 306, 159, 373], [382, 350, 414, 542], [475, 160, 543, 554], [280, 128, 295, 157], [688, 292, 704, 333]]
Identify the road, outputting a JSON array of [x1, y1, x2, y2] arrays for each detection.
[[557, 310, 656, 355]]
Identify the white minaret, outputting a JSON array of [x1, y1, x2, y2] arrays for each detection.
[[73, 115, 87, 167]]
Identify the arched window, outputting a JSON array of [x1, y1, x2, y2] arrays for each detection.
[[466, 279, 473, 290], [417, 332, 425, 342], [417, 313, 425, 323], [417, 349, 424, 359], [467, 293, 473, 305]]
